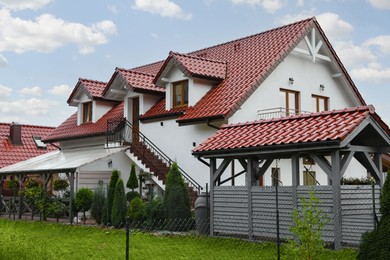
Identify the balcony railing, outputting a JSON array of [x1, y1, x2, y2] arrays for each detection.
[[257, 107, 312, 120]]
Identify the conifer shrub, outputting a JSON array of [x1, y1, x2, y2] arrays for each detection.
[[162, 162, 192, 231], [128, 197, 145, 224], [106, 169, 119, 225], [126, 191, 141, 203], [127, 162, 139, 191], [358, 170, 390, 259], [111, 178, 127, 228], [90, 183, 106, 224], [144, 198, 164, 229]]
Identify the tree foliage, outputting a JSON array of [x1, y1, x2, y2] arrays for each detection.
[[75, 188, 94, 224], [126, 162, 139, 191], [162, 162, 191, 231], [285, 189, 330, 260], [128, 197, 144, 223], [358, 171, 390, 259], [90, 183, 106, 224], [111, 178, 127, 228], [106, 169, 120, 225]]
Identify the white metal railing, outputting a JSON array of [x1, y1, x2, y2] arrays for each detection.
[[257, 107, 312, 120]]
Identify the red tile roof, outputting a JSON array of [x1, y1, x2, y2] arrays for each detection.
[[67, 78, 107, 104], [115, 68, 164, 93], [140, 98, 187, 121], [43, 102, 124, 142], [193, 106, 389, 154], [153, 51, 227, 85], [0, 123, 57, 168]]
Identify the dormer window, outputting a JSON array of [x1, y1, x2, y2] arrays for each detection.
[[173, 80, 188, 108], [32, 136, 46, 149], [82, 102, 92, 123]]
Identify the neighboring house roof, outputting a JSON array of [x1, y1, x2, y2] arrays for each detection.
[[43, 102, 124, 142], [67, 78, 108, 104], [153, 51, 227, 85], [192, 105, 390, 155], [0, 123, 57, 168]]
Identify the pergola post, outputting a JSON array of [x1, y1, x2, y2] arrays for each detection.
[[67, 171, 75, 224], [209, 158, 216, 236], [331, 151, 342, 249], [291, 154, 300, 208], [246, 157, 254, 240]]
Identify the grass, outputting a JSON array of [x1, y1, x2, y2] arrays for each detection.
[[0, 218, 357, 259]]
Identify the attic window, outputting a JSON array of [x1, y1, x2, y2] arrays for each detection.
[[82, 102, 93, 123], [173, 80, 188, 108], [33, 136, 46, 149]]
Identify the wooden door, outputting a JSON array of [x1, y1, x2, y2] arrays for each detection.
[[132, 97, 140, 142]]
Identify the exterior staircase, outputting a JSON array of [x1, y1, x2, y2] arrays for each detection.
[[106, 119, 201, 204]]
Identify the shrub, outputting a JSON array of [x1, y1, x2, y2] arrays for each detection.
[[75, 188, 94, 224], [127, 162, 139, 191], [144, 198, 164, 229], [162, 162, 192, 231], [358, 170, 390, 259], [128, 197, 144, 223], [285, 189, 330, 260], [90, 183, 106, 224], [111, 178, 127, 228], [48, 199, 66, 222], [126, 191, 140, 203], [53, 179, 69, 191], [106, 169, 120, 225]]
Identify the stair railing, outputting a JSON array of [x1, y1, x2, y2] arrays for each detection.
[[106, 118, 202, 193]]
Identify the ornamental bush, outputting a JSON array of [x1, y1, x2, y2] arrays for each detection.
[[162, 162, 192, 231], [127, 162, 139, 192], [358, 170, 390, 259], [106, 169, 119, 225], [126, 191, 140, 203], [90, 183, 106, 224], [128, 197, 144, 223], [111, 178, 127, 228], [75, 188, 94, 224]]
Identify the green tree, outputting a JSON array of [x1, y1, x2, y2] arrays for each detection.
[[111, 178, 127, 228], [285, 189, 330, 260], [162, 162, 191, 231], [106, 169, 119, 225], [128, 197, 144, 224], [126, 162, 139, 192], [75, 188, 94, 224], [358, 171, 390, 259], [90, 183, 106, 224]]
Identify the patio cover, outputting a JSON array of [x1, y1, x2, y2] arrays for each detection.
[[0, 145, 126, 175]]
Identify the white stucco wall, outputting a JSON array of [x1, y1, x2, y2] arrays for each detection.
[[94, 100, 115, 123]]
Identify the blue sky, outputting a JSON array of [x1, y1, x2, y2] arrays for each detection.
[[0, 0, 389, 127]]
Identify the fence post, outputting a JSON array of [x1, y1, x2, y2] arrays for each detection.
[[126, 216, 130, 260]]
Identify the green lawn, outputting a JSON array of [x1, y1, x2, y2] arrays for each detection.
[[0, 218, 357, 259]]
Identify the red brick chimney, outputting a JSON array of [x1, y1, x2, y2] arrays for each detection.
[[10, 123, 22, 145]]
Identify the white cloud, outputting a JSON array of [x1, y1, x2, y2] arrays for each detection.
[[364, 35, 390, 55], [316, 13, 354, 41], [19, 86, 42, 96], [0, 84, 12, 98], [0, 9, 116, 55], [230, 0, 286, 13], [48, 84, 72, 97], [0, 0, 52, 10], [132, 0, 192, 20], [368, 0, 390, 10], [108, 5, 119, 14], [332, 41, 377, 68], [0, 98, 51, 116], [351, 64, 390, 83], [0, 53, 7, 66], [297, 0, 304, 7]]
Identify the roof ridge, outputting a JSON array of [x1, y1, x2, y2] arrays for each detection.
[[116, 67, 156, 77], [187, 17, 315, 56], [0, 122, 56, 129], [170, 51, 227, 64], [78, 78, 107, 85]]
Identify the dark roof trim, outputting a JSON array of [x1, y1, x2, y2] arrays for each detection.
[[177, 114, 225, 126], [140, 112, 184, 123]]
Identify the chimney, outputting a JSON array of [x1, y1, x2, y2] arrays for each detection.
[[10, 123, 22, 145]]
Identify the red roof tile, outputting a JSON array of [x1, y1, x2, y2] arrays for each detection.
[[140, 98, 187, 121], [116, 68, 164, 93], [43, 102, 124, 142], [67, 78, 107, 104], [0, 123, 57, 168], [153, 52, 227, 84], [193, 106, 389, 154]]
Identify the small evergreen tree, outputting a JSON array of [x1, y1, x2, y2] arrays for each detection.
[[358, 171, 390, 259], [90, 183, 106, 224], [162, 162, 191, 231], [128, 197, 144, 224], [106, 169, 119, 225], [111, 178, 127, 228], [127, 162, 139, 192], [75, 188, 94, 224]]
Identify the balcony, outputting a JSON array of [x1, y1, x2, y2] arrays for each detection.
[[257, 107, 312, 120]]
